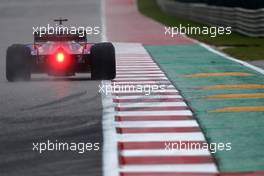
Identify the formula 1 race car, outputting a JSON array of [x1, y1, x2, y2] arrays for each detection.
[[6, 19, 116, 82]]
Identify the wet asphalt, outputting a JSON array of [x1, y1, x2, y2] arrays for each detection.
[[0, 0, 103, 175]]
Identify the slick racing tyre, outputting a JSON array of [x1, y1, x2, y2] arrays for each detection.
[[91, 42, 116, 80], [6, 44, 32, 82]]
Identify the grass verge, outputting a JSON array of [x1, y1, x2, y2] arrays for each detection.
[[137, 0, 264, 61]]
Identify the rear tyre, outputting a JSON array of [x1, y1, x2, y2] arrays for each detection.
[[91, 42, 116, 80], [6, 44, 32, 82]]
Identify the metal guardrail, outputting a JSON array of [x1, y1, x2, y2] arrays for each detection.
[[156, 0, 264, 37]]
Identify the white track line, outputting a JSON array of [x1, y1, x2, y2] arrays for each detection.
[[115, 120, 199, 128], [119, 164, 218, 173], [100, 0, 118, 175], [117, 133, 205, 142], [100, 2, 119, 175], [120, 149, 211, 157], [101, 91, 119, 176]]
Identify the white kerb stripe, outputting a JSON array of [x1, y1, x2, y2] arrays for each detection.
[[117, 63, 157, 66], [116, 69, 159, 71], [120, 149, 211, 157], [117, 71, 163, 74], [115, 89, 178, 94], [117, 132, 205, 142], [116, 110, 192, 116], [116, 61, 154, 63], [117, 102, 185, 107], [112, 81, 171, 84], [115, 95, 182, 99], [117, 56, 151, 58], [119, 164, 218, 173], [115, 120, 199, 128], [116, 60, 154, 62], [116, 66, 159, 68], [116, 74, 166, 77], [114, 77, 168, 81]]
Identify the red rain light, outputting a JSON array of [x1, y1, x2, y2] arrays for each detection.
[[56, 52, 65, 63], [48, 47, 73, 73]]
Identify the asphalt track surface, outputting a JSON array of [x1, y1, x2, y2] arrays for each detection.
[[0, 0, 103, 175]]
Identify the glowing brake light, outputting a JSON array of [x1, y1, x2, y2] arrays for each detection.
[[56, 52, 65, 63]]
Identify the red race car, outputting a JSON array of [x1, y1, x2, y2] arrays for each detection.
[[6, 19, 116, 82]]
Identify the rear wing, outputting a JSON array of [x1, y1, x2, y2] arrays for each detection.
[[34, 30, 87, 42]]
